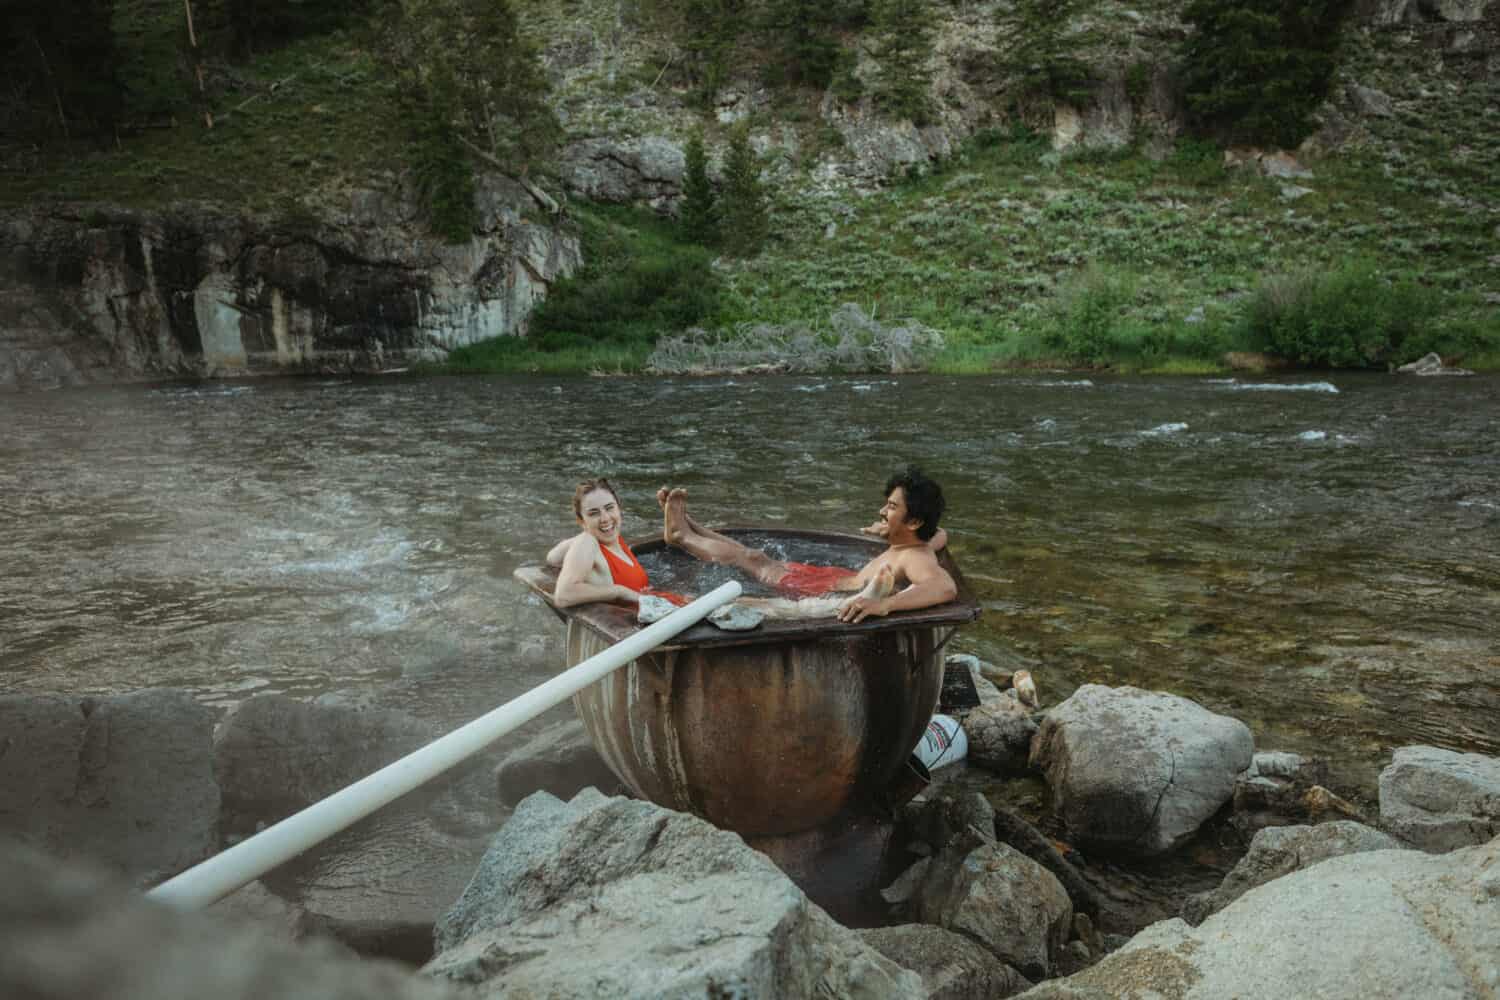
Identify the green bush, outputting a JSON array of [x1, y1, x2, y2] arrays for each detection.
[[1237, 262, 1441, 368], [525, 206, 723, 350], [1036, 267, 1142, 364]]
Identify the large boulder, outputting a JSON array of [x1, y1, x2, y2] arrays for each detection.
[[913, 840, 1073, 981], [559, 136, 686, 210], [427, 789, 922, 998], [1379, 745, 1500, 851], [1015, 835, 1500, 999], [857, 923, 1032, 1000], [1030, 685, 1254, 856], [1181, 821, 1405, 924], [0, 841, 461, 1000], [212, 693, 437, 831], [0, 690, 219, 883]]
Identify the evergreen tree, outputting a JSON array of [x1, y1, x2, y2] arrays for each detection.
[[0, 0, 120, 140], [870, 0, 934, 123], [719, 124, 768, 257], [680, 130, 719, 246], [679, 0, 748, 108], [758, 0, 865, 89], [1180, 0, 1352, 148]]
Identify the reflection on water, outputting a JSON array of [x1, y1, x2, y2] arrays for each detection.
[[2, 373, 1498, 791]]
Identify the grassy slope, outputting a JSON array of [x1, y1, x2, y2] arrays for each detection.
[[3, 3, 1496, 373]]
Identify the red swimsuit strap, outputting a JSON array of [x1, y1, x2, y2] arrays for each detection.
[[599, 539, 650, 592]]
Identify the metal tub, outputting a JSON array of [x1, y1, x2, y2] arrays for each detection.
[[516, 529, 980, 837]]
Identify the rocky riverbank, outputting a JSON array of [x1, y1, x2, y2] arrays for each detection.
[[3, 651, 1498, 997], [0, 176, 578, 390]]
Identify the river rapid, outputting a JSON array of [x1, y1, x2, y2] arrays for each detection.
[[3, 373, 1498, 796]]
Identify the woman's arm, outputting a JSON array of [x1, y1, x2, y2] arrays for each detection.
[[546, 535, 578, 568], [553, 535, 636, 608]]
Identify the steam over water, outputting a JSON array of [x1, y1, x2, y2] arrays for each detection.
[[3, 373, 1498, 790]]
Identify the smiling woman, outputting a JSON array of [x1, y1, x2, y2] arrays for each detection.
[[548, 478, 685, 609]]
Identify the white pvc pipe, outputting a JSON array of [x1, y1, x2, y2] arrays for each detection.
[[148, 581, 742, 910]]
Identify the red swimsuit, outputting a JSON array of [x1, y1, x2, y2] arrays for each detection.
[[600, 540, 686, 606], [776, 561, 855, 596]]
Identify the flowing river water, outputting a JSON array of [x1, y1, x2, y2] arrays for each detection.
[[3, 373, 1498, 803]]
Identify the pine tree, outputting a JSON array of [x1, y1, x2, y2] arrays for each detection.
[[719, 124, 768, 257], [1181, 0, 1352, 148], [680, 130, 719, 246], [758, 0, 863, 89], [870, 0, 934, 124]]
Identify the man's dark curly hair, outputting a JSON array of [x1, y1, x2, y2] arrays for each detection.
[[885, 466, 945, 541]]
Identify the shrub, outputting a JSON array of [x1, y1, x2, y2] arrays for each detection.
[[680, 130, 719, 246], [525, 206, 722, 350], [1037, 266, 1142, 364], [720, 123, 769, 256], [1237, 262, 1441, 368]]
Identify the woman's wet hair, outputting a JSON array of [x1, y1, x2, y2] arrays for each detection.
[[572, 478, 621, 519], [886, 466, 945, 541]]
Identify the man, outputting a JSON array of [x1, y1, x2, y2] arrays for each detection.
[[661, 466, 956, 624]]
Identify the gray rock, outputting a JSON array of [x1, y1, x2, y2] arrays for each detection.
[[0, 841, 461, 1000], [914, 840, 1073, 981], [1379, 745, 1500, 851], [428, 789, 922, 998], [1396, 351, 1474, 376], [494, 717, 619, 807], [1030, 685, 1254, 856], [1014, 836, 1500, 1000], [1432, 0, 1490, 21], [635, 593, 678, 623], [858, 923, 1032, 1000], [709, 602, 765, 630], [213, 693, 436, 832], [559, 136, 687, 209], [1348, 82, 1396, 117], [964, 698, 1039, 775], [1182, 820, 1404, 924], [1261, 151, 1314, 179], [0, 690, 219, 883], [1232, 750, 1330, 817]]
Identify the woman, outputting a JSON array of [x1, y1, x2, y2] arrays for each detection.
[[548, 478, 681, 608]]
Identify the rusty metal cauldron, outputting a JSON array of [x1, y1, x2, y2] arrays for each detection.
[[515, 529, 980, 839]]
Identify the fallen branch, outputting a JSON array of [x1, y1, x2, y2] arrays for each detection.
[[456, 134, 561, 216]]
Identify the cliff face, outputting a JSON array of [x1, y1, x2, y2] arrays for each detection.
[[0, 177, 579, 389]]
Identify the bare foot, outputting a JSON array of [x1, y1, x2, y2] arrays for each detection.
[[663, 488, 691, 546], [656, 486, 670, 509], [860, 520, 889, 538]]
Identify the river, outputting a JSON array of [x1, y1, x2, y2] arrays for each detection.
[[2, 373, 1497, 794]]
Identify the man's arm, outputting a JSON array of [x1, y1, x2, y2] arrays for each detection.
[[836, 553, 956, 623], [862, 522, 948, 552], [554, 536, 636, 608]]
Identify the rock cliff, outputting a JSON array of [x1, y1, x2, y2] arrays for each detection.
[[0, 176, 579, 389]]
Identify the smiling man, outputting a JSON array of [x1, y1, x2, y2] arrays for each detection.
[[660, 466, 956, 623]]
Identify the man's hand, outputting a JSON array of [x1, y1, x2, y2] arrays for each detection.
[[837, 593, 889, 624]]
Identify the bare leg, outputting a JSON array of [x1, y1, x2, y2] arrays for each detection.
[[657, 486, 736, 545], [662, 488, 786, 585]]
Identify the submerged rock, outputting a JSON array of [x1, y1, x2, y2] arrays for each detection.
[[1379, 745, 1500, 851], [213, 693, 437, 832], [428, 789, 922, 998], [1181, 821, 1405, 925], [1030, 685, 1254, 856], [0, 689, 219, 884], [1395, 352, 1474, 376], [1016, 836, 1500, 1000], [494, 717, 619, 807]]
